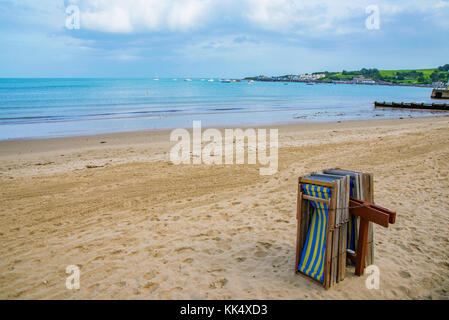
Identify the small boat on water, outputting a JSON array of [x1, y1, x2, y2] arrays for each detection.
[[220, 79, 232, 83], [153, 78, 159, 81], [247, 80, 254, 84], [208, 79, 214, 82], [184, 78, 192, 82]]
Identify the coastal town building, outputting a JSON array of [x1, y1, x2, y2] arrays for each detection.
[[294, 73, 326, 81], [352, 76, 376, 84]]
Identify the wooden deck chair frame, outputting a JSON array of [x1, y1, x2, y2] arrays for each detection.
[[295, 177, 341, 290], [325, 168, 375, 267]]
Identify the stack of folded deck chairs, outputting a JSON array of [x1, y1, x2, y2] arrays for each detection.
[[295, 169, 374, 289]]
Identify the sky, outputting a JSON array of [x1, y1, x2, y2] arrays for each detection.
[[0, 0, 448, 78]]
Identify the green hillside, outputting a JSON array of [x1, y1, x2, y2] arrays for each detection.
[[320, 65, 449, 85]]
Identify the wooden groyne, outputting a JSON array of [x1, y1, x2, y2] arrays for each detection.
[[374, 101, 449, 111]]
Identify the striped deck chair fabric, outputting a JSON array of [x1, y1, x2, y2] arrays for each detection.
[[298, 184, 330, 283]]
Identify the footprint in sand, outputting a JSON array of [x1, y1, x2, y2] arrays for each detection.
[[92, 255, 105, 262], [151, 250, 163, 258], [142, 270, 158, 281], [209, 279, 228, 289], [399, 270, 412, 279], [139, 281, 159, 294], [254, 250, 268, 258], [174, 246, 194, 253], [257, 241, 273, 249]]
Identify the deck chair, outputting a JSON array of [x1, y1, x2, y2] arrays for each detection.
[[297, 183, 329, 283], [296, 174, 349, 288]]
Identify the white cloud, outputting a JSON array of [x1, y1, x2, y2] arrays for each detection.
[[244, 0, 449, 33], [67, 0, 449, 34], [76, 0, 213, 33]]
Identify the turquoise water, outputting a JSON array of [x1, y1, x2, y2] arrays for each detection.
[[0, 78, 443, 140]]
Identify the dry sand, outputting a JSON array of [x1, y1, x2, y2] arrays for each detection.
[[0, 116, 448, 299]]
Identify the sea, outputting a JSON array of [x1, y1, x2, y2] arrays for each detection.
[[0, 78, 445, 140]]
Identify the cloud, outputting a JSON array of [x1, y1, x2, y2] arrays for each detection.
[[73, 0, 213, 33], [65, 0, 449, 35], [244, 0, 449, 33]]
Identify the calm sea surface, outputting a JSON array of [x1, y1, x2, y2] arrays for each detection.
[[0, 78, 444, 140]]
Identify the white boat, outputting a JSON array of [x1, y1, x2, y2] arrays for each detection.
[[153, 78, 159, 81], [208, 79, 214, 82], [184, 78, 192, 82], [247, 80, 254, 84]]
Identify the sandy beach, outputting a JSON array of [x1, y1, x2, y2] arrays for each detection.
[[0, 116, 448, 300]]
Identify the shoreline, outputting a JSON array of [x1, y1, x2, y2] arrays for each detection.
[[1, 113, 448, 143], [250, 79, 439, 88], [1, 115, 447, 155]]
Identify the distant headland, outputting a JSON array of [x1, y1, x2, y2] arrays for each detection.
[[245, 64, 449, 88]]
